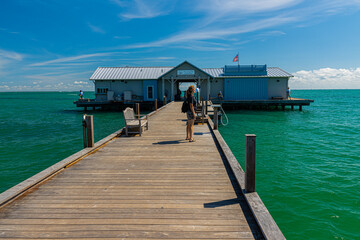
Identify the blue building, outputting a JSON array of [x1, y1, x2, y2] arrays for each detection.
[[89, 61, 293, 103]]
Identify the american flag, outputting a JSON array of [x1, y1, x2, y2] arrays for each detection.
[[233, 54, 239, 62]]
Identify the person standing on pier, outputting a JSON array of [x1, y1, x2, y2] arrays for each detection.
[[185, 86, 196, 142], [286, 87, 291, 100], [79, 90, 84, 99]]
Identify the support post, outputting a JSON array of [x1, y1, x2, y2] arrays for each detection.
[[85, 115, 94, 148], [155, 99, 158, 111], [162, 77, 165, 103], [201, 100, 205, 124], [205, 100, 208, 115], [136, 103, 140, 118], [171, 77, 174, 102], [291, 105, 294, 110], [214, 107, 219, 130], [245, 134, 256, 193], [282, 105, 285, 111], [82, 114, 87, 148], [164, 96, 167, 105], [299, 105, 302, 111], [207, 77, 210, 102]]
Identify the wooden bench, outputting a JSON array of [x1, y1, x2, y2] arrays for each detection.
[[123, 107, 148, 136]]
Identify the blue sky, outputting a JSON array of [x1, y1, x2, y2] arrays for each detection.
[[1, 0, 360, 91]]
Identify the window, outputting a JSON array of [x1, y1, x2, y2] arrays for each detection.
[[147, 86, 153, 99], [97, 88, 109, 94]]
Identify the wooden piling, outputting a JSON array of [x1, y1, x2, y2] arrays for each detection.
[[201, 100, 205, 124], [205, 100, 208, 115], [85, 115, 94, 148], [299, 105, 302, 111], [214, 107, 219, 130], [82, 115, 87, 148], [163, 96, 167, 105], [291, 105, 294, 110], [155, 99, 158, 111], [136, 103, 140, 118], [245, 134, 256, 193]]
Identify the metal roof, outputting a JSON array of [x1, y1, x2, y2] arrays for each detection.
[[90, 67, 173, 80], [90, 66, 293, 80], [203, 67, 293, 78]]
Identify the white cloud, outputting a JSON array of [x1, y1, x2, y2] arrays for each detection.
[[112, 0, 360, 51], [114, 0, 174, 20], [74, 81, 89, 84], [0, 49, 24, 61], [29, 52, 114, 66], [88, 23, 106, 34], [121, 16, 296, 49], [291, 67, 360, 89], [196, 0, 300, 14]]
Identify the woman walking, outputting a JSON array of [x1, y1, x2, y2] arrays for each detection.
[[185, 85, 197, 142]]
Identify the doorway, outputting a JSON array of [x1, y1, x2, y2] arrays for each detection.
[[177, 81, 199, 101]]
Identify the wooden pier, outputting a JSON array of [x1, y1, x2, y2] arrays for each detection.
[[212, 98, 314, 111], [0, 102, 284, 239]]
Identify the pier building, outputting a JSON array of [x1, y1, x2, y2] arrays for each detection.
[[75, 60, 313, 110]]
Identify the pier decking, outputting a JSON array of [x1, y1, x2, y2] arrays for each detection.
[[0, 102, 283, 239]]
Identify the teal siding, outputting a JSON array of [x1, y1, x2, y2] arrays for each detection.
[[143, 80, 157, 101], [224, 78, 268, 100]]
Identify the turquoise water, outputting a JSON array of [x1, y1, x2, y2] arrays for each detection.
[[0, 90, 359, 239], [219, 90, 360, 240]]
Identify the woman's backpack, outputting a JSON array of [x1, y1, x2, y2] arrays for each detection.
[[181, 99, 189, 113]]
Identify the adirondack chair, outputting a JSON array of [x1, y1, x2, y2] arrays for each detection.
[[123, 107, 148, 136]]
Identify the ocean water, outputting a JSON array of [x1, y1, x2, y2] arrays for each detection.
[[0, 90, 359, 239], [219, 90, 360, 240]]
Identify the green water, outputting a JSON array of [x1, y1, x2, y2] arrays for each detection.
[[219, 90, 360, 239], [0, 90, 359, 239]]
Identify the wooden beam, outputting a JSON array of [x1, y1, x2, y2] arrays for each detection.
[[85, 115, 94, 148], [245, 134, 256, 193]]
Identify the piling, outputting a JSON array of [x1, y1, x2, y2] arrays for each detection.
[[214, 107, 219, 130], [155, 99, 158, 111], [82, 115, 87, 148], [164, 96, 167, 105], [85, 115, 94, 148], [201, 100, 205, 124], [136, 103, 140, 118], [245, 134, 256, 193]]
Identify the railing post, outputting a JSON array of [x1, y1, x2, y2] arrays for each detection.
[[245, 134, 256, 193], [205, 100, 208, 115], [155, 99, 158, 111], [201, 100, 205, 124], [164, 96, 167, 105], [214, 107, 218, 130], [85, 115, 94, 148], [136, 103, 140, 118], [82, 114, 87, 148]]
